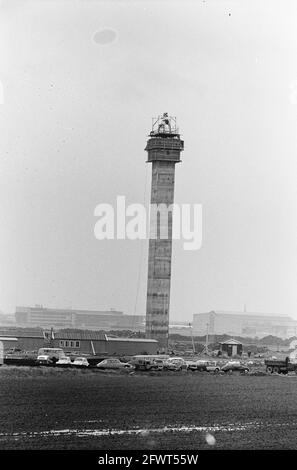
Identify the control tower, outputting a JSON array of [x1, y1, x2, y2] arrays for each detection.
[[145, 113, 184, 350]]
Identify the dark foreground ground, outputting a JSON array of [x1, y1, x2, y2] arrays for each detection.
[[1, 366, 297, 450]]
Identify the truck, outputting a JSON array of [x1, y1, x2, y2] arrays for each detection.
[[264, 357, 297, 374], [36, 348, 66, 365]]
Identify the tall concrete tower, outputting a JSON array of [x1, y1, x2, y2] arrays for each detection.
[[145, 113, 184, 350]]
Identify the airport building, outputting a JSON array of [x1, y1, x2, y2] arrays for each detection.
[[15, 306, 145, 331], [193, 310, 297, 339]]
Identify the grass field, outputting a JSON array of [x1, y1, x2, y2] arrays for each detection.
[[1, 366, 297, 450]]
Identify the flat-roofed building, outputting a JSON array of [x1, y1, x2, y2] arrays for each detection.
[[15, 306, 145, 331], [16, 306, 75, 328], [193, 310, 297, 339]]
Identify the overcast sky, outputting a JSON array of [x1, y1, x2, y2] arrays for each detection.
[[0, 0, 297, 321]]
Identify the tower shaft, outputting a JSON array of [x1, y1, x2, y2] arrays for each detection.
[[145, 114, 184, 350]]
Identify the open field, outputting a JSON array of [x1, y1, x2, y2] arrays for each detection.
[[1, 366, 297, 450]]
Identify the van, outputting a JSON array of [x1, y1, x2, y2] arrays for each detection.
[[134, 359, 156, 371], [131, 355, 169, 371]]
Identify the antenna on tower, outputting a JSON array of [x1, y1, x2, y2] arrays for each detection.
[[150, 113, 179, 136]]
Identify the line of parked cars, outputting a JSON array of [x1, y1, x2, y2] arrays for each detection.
[[125, 356, 250, 373], [35, 348, 89, 368], [35, 348, 250, 373]]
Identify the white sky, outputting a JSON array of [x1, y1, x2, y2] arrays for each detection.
[[0, 0, 297, 321]]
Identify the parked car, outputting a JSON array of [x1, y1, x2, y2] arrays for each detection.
[[204, 361, 220, 373], [72, 357, 89, 368], [188, 360, 220, 373], [186, 360, 198, 371], [97, 358, 133, 370], [164, 357, 187, 371], [56, 356, 72, 367], [221, 361, 249, 373]]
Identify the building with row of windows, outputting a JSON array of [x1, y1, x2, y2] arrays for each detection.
[[15, 306, 145, 331], [193, 310, 297, 339], [13, 306, 297, 340]]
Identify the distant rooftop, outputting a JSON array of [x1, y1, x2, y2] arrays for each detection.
[[195, 310, 295, 320], [16, 306, 123, 316]]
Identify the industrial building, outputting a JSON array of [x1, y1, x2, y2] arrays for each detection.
[[145, 113, 184, 350], [193, 310, 297, 339], [15, 306, 145, 331], [0, 328, 158, 356]]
